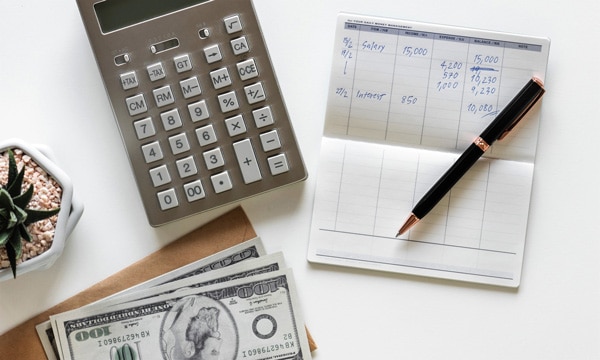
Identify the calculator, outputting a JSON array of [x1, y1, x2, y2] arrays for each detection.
[[75, 0, 307, 226]]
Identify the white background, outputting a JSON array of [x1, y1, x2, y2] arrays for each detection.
[[1, 0, 599, 358]]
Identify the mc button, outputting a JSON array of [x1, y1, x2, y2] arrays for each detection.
[[126, 94, 148, 116]]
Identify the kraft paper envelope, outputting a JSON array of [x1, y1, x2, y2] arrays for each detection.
[[0, 207, 316, 358]]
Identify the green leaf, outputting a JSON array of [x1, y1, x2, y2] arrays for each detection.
[[0, 188, 14, 209], [8, 230, 22, 259], [0, 231, 9, 246], [6, 149, 18, 189], [6, 241, 18, 278], [13, 185, 34, 209], [24, 207, 60, 225], [7, 168, 25, 198], [18, 223, 31, 242]]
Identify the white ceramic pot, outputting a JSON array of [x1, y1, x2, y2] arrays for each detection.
[[0, 138, 84, 281]]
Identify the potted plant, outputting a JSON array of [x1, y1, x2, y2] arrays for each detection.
[[0, 139, 83, 281]]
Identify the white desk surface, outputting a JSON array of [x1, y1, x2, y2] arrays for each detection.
[[1, 0, 599, 358]]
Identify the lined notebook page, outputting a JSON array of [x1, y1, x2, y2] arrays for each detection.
[[308, 14, 550, 287]]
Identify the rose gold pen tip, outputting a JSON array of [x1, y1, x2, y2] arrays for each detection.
[[396, 213, 420, 237]]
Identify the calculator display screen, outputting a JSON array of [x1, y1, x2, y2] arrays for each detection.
[[94, 0, 211, 33]]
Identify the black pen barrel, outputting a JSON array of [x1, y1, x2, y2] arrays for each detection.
[[412, 144, 483, 219]]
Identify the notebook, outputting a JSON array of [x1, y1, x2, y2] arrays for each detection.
[[307, 13, 550, 287]]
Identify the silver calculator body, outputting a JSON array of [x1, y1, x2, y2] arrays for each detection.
[[75, 0, 307, 226]]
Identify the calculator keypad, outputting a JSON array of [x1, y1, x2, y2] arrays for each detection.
[[102, 3, 306, 225]]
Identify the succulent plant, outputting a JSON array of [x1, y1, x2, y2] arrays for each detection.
[[0, 149, 60, 278]]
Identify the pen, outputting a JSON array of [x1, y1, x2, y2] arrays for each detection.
[[396, 77, 546, 237]]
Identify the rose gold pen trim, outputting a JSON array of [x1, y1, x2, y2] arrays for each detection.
[[396, 213, 420, 237], [473, 136, 490, 152]]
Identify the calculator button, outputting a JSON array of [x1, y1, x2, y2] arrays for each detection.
[[168, 133, 191, 155], [218, 91, 240, 113], [147, 62, 166, 82], [203, 147, 225, 170], [120, 71, 138, 90], [157, 188, 178, 210], [149, 165, 172, 187], [244, 82, 266, 104], [225, 115, 247, 137], [196, 124, 218, 147], [252, 106, 274, 128], [211, 171, 233, 193], [210, 68, 232, 89], [176, 156, 198, 179], [141, 141, 164, 163], [133, 117, 155, 140], [204, 44, 223, 64], [224, 15, 243, 34], [174, 54, 192, 73], [188, 100, 210, 122], [126, 94, 148, 116], [237, 59, 259, 81], [184, 180, 206, 202], [153, 85, 175, 107], [160, 109, 183, 131], [260, 130, 282, 152], [233, 139, 262, 184], [179, 77, 201, 99], [231, 37, 249, 55], [268, 154, 290, 175]]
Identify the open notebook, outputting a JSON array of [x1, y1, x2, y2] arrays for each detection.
[[307, 13, 550, 287]]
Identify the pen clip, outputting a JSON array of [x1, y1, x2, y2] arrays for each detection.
[[498, 78, 545, 140]]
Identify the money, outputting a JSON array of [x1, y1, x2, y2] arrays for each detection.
[[37, 237, 267, 360], [52, 269, 311, 360]]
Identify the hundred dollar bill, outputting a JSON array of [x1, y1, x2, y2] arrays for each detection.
[[38, 237, 266, 360], [104, 253, 286, 307], [50, 253, 286, 360], [52, 269, 311, 360]]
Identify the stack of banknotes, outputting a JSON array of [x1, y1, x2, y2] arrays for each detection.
[[35, 237, 313, 360]]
